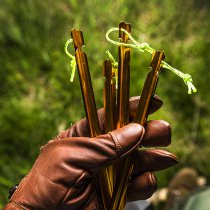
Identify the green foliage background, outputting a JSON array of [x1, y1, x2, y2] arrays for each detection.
[[0, 0, 210, 207]]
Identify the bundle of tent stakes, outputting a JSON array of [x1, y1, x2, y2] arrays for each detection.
[[65, 22, 197, 210]]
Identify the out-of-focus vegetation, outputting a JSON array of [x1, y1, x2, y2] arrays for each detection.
[[0, 0, 210, 207]]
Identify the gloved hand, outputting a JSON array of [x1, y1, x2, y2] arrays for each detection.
[[3, 96, 178, 210]]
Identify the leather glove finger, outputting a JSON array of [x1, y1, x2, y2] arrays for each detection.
[[127, 172, 157, 201], [141, 120, 171, 147], [126, 149, 178, 201], [126, 119, 178, 202], [130, 119, 177, 176], [132, 149, 178, 177], [57, 95, 162, 138]]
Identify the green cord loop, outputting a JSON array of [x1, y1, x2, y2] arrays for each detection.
[[64, 28, 197, 94], [106, 28, 197, 94], [64, 39, 77, 82]]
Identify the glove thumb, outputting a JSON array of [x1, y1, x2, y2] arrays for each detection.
[[62, 123, 144, 171]]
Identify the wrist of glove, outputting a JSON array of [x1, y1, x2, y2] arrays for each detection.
[[3, 96, 178, 210]]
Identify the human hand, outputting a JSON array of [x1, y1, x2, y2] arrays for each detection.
[[4, 96, 178, 210]]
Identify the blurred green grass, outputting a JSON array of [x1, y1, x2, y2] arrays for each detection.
[[0, 0, 210, 206]]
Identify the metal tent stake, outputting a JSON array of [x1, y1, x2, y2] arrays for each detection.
[[110, 51, 165, 210], [71, 29, 113, 210], [70, 26, 165, 210]]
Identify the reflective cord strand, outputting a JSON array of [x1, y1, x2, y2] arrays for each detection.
[[106, 28, 197, 94], [106, 50, 118, 89], [64, 39, 76, 82]]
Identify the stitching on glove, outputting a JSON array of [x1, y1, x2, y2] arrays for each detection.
[[108, 131, 122, 155], [54, 132, 64, 140], [7, 201, 27, 210], [11, 151, 44, 200]]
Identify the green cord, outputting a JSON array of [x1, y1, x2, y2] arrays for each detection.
[[106, 50, 118, 89], [64, 39, 76, 82], [106, 50, 118, 68], [162, 61, 197, 94], [64, 27, 197, 94], [106, 28, 197, 94]]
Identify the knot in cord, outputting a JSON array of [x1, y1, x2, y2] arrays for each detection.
[[106, 27, 197, 94]]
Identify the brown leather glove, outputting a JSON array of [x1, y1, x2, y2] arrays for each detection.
[[3, 96, 178, 210]]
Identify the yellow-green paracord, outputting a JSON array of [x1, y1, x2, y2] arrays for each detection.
[[106, 27, 197, 94], [65, 27, 197, 94]]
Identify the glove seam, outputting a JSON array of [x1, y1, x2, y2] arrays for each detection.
[[10, 152, 43, 200], [108, 131, 122, 155], [58, 171, 87, 210], [7, 201, 27, 210]]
